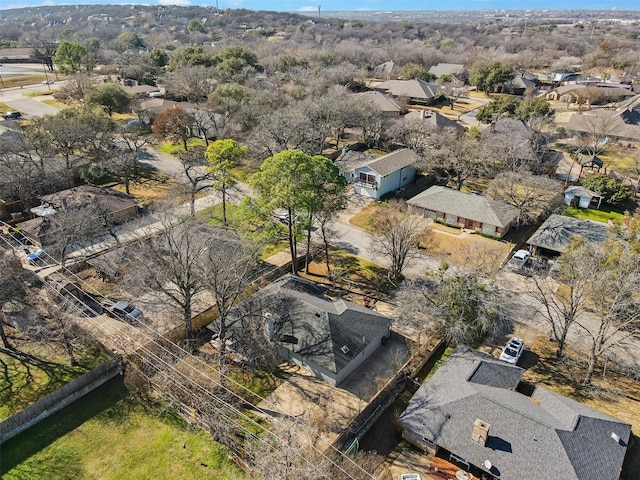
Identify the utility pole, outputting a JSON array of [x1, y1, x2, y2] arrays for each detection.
[[317, 5, 321, 18]]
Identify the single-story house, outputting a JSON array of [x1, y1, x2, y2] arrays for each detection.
[[481, 118, 540, 169], [0, 47, 34, 63], [357, 91, 402, 117], [123, 84, 160, 97], [504, 73, 536, 95], [407, 186, 519, 238], [208, 275, 392, 387], [564, 185, 603, 209], [18, 185, 138, 246], [370, 79, 441, 106], [428, 63, 467, 81], [403, 109, 465, 131], [565, 94, 640, 144], [399, 347, 631, 480], [526, 214, 610, 257], [352, 149, 418, 200]]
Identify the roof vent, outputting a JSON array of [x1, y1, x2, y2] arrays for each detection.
[[340, 345, 350, 354], [611, 432, 621, 444]]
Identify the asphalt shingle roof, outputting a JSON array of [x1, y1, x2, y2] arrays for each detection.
[[372, 79, 440, 100], [527, 214, 610, 254], [364, 149, 419, 177], [220, 275, 391, 376], [407, 186, 519, 228], [399, 347, 630, 480]]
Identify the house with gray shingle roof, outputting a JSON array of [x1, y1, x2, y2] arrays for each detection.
[[428, 63, 467, 81], [208, 275, 391, 386], [370, 79, 441, 106], [400, 347, 630, 480], [357, 91, 402, 117], [407, 186, 518, 238], [526, 214, 610, 257], [352, 149, 418, 200]]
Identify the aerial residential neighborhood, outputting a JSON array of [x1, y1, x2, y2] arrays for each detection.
[[1, 5, 639, 480]]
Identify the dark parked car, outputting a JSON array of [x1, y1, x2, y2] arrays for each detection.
[[3, 111, 22, 120]]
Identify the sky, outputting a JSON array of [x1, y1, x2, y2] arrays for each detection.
[[2, 0, 639, 13]]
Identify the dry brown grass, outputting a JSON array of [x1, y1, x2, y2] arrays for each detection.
[[523, 336, 640, 479], [111, 172, 179, 209], [349, 203, 385, 231], [427, 227, 513, 269]]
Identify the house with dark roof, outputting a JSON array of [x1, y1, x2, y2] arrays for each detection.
[[209, 275, 391, 386], [370, 79, 441, 106], [17, 185, 139, 246], [526, 214, 610, 257], [403, 109, 464, 131], [407, 186, 519, 238], [351, 149, 418, 200], [399, 347, 631, 480]]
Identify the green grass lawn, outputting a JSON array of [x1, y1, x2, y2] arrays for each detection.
[[157, 139, 207, 155], [565, 205, 625, 223], [0, 342, 107, 422], [1, 377, 245, 480]]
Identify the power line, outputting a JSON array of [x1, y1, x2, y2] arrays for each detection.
[[0, 223, 376, 479]]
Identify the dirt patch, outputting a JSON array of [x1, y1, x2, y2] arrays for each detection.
[[255, 364, 363, 448]]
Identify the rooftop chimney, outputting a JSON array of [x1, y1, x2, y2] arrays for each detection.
[[472, 418, 491, 446]]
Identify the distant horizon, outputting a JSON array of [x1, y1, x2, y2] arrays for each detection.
[[3, 2, 640, 13]]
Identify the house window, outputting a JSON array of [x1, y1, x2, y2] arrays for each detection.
[[359, 172, 376, 184]]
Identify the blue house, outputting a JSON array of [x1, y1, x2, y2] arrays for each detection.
[[352, 149, 418, 200]]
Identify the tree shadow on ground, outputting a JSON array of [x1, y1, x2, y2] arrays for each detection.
[[0, 376, 128, 475]]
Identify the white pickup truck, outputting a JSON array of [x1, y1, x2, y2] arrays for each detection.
[[507, 249, 531, 270]]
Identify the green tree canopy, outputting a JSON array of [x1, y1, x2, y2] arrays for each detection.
[[85, 83, 133, 117], [145, 48, 169, 68], [399, 63, 434, 81], [469, 60, 515, 94], [249, 150, 343, 274], [213, 46, 259, 81], [206, 139, 247, 223], [515, 97, 553, 121], [187, 19, 207, 34], [114, 32, 145, 53], [581, 173, 632, 205], [168, 46, 216, 71], [475, 96, 520, 123], [53, 41, 92, 74]]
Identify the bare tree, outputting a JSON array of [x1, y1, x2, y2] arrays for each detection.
[[48, 204, 111, 265], [203, 229, 259, 371], [396, 267, 506, 347], [578, 235, 640, 385], [127, 218, 211, 350], [369, 205, 426, 281], [528, 238, 598, 359], [0, 251, 26, 349], [486, 171, 562, 227], [567, 111, 619, 157], [428, 130, 490, 191], [175, 149, 215, 219]]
